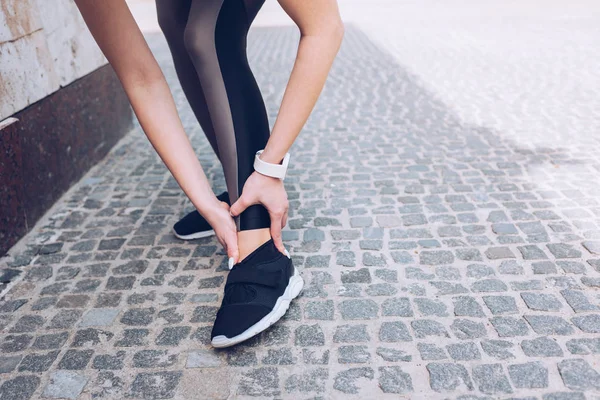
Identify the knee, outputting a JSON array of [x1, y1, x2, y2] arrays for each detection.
[[183, 24, 213, 63], [157, 9, 183, 43]]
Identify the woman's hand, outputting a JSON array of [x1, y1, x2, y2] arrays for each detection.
[[229, 172, 289, 255], [203, 200, 240, 264]]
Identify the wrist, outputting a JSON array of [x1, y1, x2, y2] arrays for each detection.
[[194, 194, 222, 216], [259, 148, 285, 164]]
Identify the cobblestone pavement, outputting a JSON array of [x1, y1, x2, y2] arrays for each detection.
[[2, 17, 600, 400]]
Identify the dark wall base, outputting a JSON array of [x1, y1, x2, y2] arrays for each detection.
[[0, 64, 132, 255]]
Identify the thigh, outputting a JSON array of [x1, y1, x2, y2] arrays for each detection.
[[155, 0, 193, 36]]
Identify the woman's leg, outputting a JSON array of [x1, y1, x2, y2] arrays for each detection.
[[155, 0, 220, 159], [183, 0, 272, 259]]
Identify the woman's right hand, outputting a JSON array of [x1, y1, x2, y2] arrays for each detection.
[[203, 201, 239, 266]]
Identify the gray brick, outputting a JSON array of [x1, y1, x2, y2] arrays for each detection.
[[508, 362, 548, 388], [420, 250, 454, 265], [483, 296, 518, 315], [333, 367, 374, 394], [333, 324, 370, 343], [42, 371, 88, 400], [378, 366, 413, 393], [453, 296, 485, 317], [411, 319, 449, 338], [446, 342, 481, 361], [130, 371, 182, 399], [472, 364, 513, 394], [0, 376, 40, 400], [427, 363, 473, 392], [525, 315, 574, 335], [418, 343, 447, 360], [338, 299, 378, 319], [520, 292, 563, 311], [557, 359, 600, 390], [379, 321, 413, 342], [571, 314, 600, 333], [490, 317, 529, 337], [521, 337, 563, 357]]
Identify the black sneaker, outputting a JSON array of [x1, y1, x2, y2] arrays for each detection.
[[172, 192, 229, 240], [211, 239, 304, 348]]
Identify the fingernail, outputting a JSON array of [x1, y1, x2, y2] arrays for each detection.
[[284, 248, 291, 259], [228, 257, 234, 270]]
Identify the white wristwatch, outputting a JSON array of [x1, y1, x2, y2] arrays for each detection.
[[253, 150, 290, 180]]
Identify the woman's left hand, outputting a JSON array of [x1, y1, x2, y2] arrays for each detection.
[[229, 171, 289, 254]]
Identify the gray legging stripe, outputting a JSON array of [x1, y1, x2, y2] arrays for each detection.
[[185, 0, 240, 228]]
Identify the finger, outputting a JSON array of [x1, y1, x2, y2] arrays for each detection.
[[229, 195, 250, 217], [225, 233, 239, 268], [282, 209, 288, 229], [270, 212, 286, 255]]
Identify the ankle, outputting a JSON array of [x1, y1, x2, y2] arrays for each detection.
[[237, 228, 271, 261]]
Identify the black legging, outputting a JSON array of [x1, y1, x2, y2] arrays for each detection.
[[156, 0, 270, 231]]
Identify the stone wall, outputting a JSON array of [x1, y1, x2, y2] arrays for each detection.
[[0, 0, 106, 120]]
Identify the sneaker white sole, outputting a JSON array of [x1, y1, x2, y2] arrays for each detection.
[[172, 228, 215, 240], [211, 268, 304, 348]]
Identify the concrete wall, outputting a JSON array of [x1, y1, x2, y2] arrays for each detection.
[[0, 0, 106, 120]]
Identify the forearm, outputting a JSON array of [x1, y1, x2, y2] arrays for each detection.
[[126, 80, 218, 214], [260, 27, 343, 163], [74, 0, 218, 215]]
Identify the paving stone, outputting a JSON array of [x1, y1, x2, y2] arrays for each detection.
[[79, 308, 120, 327], [518, 245, 549, 260], [0, 355, 22, 373], [471, 279, 508, 292], [134, 349, 178, 368], [420, 250, 454, 265], [430, 281, 469, 295], [418, 343, 447, 360], [490, 316, 530, 337], [32, 332, 68, 350], [106, 276, 136, 291], [525, 315, 574, 335], [338, 345, 371, 363], [472, 364, 513, 394], [378, 366, 413, 393], [93, 351, 125, 370], [376, 347, 411, 362], [42, 370, 88, 399], [481, 340, 515, 360], [10, 315, 45, 333], [414, 298, 448, 317], [521, 336, 563, 357], [333, 367, 374, 394], [565, 338, 600, 354], [0, 334, 34, 353], [483, 296, 518, 315], [130, 371, 182, 399], [295, 324, 325, 346], [58, 349, 94, 370], [70, 328, 114, 347], [557, 359, 600, 390], [0, 375, 40, 400], [155, 326, 191, 346], [508, 362, 548, 388], [547, 243, 582, 258], [237, 367, 279, 396], [120, 307, 155, 326], [411, 319, 449, 338], [338, 299, 378, 319], [18, 350, 60, 372], [379, 321, 413, 342], [520, 292, 563, 311], [333, 324, 370, 343], [261, 348, 295, 365], [285, 368, 328, 393], [485, 247, 516, 260], [427, 362, 473, 392], [446, 342, 481, 361], [382, 297, 413, 317], [571, 314, 600, 333]]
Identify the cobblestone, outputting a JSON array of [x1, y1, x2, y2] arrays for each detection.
[[0, 8, 599, 398]]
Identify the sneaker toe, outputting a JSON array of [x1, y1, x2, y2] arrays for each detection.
[[211, 303, 272, 339]]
